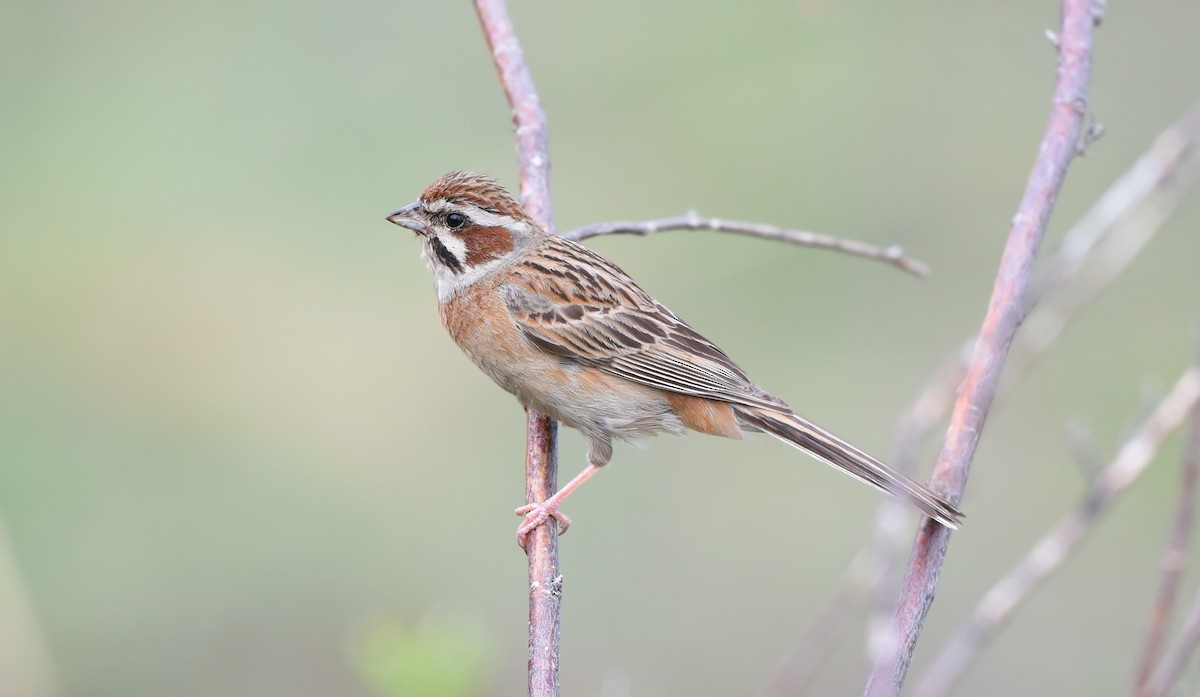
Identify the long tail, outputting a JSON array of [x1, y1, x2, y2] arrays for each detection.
[[735, 407, 963, 528]]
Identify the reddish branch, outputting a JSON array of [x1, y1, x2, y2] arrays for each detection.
[[877, 101, 1200, 695], [769, 90, 1199, 697], [562, 213, 929, 276], [862, 2, 1104, 695], [1150, 588, 1200, 697], [473, 2, 561, 696], [869, 99, 1200, 662], [915, 368, 1200, 697], [1136, 359, 1200, 696], [779, 24, 1199, 697], [863, 99, 1200, 664]]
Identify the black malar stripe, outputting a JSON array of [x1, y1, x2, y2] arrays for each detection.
[[429, 237, 464, 274]]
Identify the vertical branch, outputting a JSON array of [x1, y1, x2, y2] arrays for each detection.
[[862, 2, 1103, 695], [1148, 583, 1200, 697], [1134, 404, 1200, 695], [474, 1, 553, 227], [473, 3, 561, 696], [1138, 348, 1200, 697]]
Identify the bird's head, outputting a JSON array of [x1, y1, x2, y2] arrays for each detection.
[[387, 171, 542, 300]]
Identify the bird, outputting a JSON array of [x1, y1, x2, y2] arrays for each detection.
[[387, 171, 963, 547]]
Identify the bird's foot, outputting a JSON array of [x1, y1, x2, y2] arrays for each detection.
[[515, 500, 572, 549]]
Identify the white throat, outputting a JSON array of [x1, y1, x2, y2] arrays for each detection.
[[424, 244, 509, 302]]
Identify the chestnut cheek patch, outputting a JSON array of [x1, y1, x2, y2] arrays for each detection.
[[461, 225, 515, 266]]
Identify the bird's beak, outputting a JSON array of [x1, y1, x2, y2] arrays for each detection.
[[386, 202, 427, 235]]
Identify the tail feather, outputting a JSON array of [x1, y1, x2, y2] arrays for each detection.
[[735, 407, 963, 529]]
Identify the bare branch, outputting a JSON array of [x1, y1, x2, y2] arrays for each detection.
[[474, 0, 553, 229], [877, 96, 1200, 692], [762, 70, 1200, 697], [863, 349, 972, 661], [473, 3, 561, 696], [1134, 386, 1200, 694], [561, 213, 929, 277], [862, 3, 1103, 695], [913, 368, 1200, 697], [1148, 585, 1200, 697], [1141, 365, 1200, 697], [766, 95, 1200, 695]]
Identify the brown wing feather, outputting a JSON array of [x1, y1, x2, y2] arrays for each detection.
[[736, 408, 964, 528], [504, 236, 787, 413]]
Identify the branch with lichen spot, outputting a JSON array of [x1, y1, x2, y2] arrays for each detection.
[[913, 366, 1200, 697], [473, 2, 561, 696], [862, 2, 1105, 695], [561, 212, 929, 277]]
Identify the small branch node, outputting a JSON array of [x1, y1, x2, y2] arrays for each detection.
[[1077, 118, 1105, 155], [1065, 418, 1106, 480]]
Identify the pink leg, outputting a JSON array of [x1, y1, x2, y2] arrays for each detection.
[[515, 463, 603, 548]]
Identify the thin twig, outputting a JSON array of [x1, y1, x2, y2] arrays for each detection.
[[862, 3, 1103, 695], [1149, 583, 1200, 697], [913, 367, 1200, 697], [1134, 364, 1200, 695], [1154, 587, 1200, 697], [562, 213, 929, 277], [1142, 355, 1200, 697], [1014, 104, 1200, 370], [473, 3, 561, 696]]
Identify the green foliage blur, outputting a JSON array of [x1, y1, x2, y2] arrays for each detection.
[[2, 1, 1199, 696], [355, 615, 488, 697]]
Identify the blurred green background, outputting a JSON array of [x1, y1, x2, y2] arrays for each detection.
[[3, 1, 1200, 695]]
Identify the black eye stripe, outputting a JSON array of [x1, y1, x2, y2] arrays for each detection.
[[429, 237, 464, 274]]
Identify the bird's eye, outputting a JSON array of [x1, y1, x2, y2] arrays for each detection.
[[445, 212, 468, 230]]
